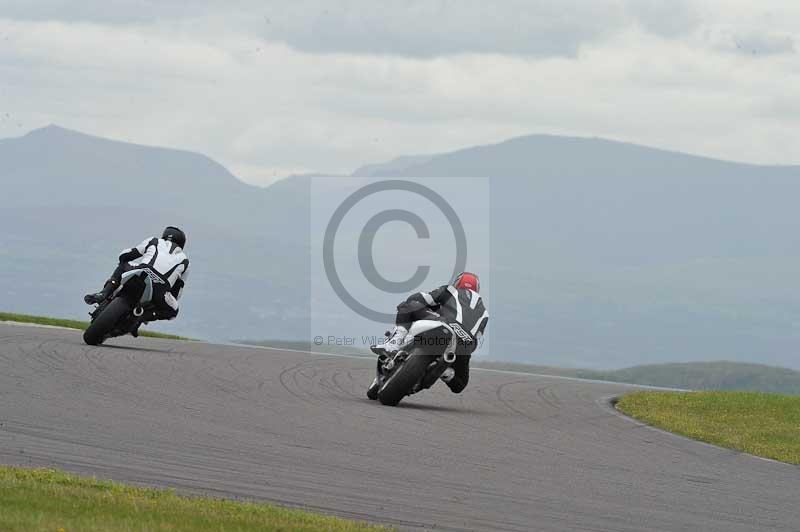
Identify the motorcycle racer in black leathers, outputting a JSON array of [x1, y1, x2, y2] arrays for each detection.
[[369, 272, 488, 397]]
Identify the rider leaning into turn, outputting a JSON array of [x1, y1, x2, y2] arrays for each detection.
[[370, 272, 489, 395], [84, 226, 189, 335]]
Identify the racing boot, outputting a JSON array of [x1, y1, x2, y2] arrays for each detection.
[[369, 325, 408, 357], [83, 278, 119, 305], [412, 367, 456, 395]]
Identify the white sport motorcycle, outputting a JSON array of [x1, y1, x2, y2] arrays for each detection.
[[368, 317, 476, 406]]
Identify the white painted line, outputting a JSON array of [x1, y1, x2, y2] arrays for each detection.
[[220, 342, 372, 359], [473, 367, 686, 391], [0, 326, 704, 393], [220, 341, 684, 390]]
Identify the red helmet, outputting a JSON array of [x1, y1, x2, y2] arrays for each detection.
[[452, 272, 480, 292]]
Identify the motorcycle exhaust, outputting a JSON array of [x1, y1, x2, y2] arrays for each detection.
[[133, 306, 144, 317], [443, 351, 456, 364]]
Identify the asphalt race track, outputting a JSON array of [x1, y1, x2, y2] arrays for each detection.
[[0, 323, 797, 531]]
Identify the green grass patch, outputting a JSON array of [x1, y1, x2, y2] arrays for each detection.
[[0, 466, 390, 532], [617, 391, 800, 465], [0, 312, 189, 341]]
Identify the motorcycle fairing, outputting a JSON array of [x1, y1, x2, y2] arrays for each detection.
[[113, 267, 162, 305], [406, 319, 458, 362]]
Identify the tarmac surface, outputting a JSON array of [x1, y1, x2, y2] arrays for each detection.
[[0, 322, 796, 531]]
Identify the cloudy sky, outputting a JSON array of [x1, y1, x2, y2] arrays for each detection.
[[0, 1, 798, 185]]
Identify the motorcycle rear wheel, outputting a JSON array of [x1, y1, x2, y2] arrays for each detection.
[[378, 351, 435, 406], [83, 298, 131, 346]]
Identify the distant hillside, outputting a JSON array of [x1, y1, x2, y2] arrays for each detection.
[[475, 361, 800, 395], [0, 125, 312, 237], [0, 125, 311, 341], [3, 126, 800, 370], [353, 134, 800, 369], [352, 154, 433, 176]]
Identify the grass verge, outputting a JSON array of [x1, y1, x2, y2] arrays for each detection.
[[616, 391, 800, 465], [0, 312, 189, 341], [0, 466, 390, 532]]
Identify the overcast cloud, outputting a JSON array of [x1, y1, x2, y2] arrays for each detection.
[[0, 0, 798, 184]]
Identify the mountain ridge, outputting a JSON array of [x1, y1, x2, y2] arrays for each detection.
[[2, 125, 800, 369], [9, 125, 800, 187], [353, 133, 800, 179]]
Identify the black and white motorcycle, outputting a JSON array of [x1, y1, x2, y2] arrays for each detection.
[[368, 317, 476, 406], [83, 267, 163, 345]]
